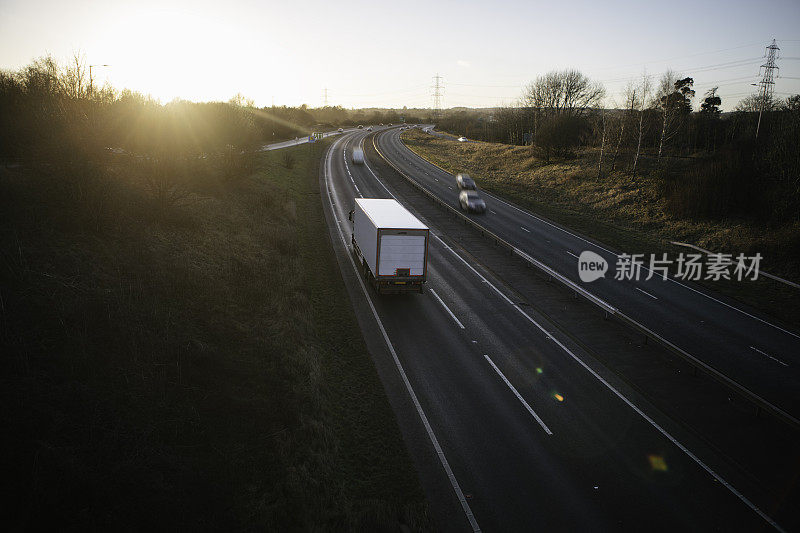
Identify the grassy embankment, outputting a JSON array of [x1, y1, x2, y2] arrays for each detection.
[[402, 129, 800, 330], [0, 142, 428, 530]]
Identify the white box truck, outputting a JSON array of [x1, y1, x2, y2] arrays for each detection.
[[349, 198, 429, 294], [352, 147, 365, 165]]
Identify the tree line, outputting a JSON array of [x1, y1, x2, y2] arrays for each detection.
[[437, 69, 800, 222], [0, 54, 432, 168]]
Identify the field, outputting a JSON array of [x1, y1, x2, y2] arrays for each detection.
[[402, 129, 800, 329], [0, 142, 429, 530]]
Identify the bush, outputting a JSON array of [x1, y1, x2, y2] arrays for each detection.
[[661, 144, 762, 220], [534, 115, 585, 161]]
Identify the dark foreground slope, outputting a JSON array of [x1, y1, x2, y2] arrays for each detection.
[[0, 143, 428, 530]]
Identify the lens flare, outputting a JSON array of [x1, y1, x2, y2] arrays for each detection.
[[648, 455, 668, 472], [553, 393, 564, 402]]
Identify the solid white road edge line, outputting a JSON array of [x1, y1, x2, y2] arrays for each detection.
[[375, 130, 784, 531], [391, 133, 799, 340], [484, 354, 553, 436], [429, 288, 465, 329], [324, 136, 481, 533], [430, 234, 784, 532]]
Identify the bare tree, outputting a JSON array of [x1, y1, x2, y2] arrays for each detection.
[[632, 74, 652, 177], [522, 69, 605, 119], [735, 93, 778, 113], [610, 83, 637, 172], [229, 93, 255, 108], [63, 51, 87, 99], [597, 107, 607, 177]]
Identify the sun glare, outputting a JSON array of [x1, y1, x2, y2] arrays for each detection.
[[95, 6, 277, 104]]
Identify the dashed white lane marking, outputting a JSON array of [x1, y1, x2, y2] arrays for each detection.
[[429, 234, 783, 532], [521, 226, 530, 233], [565, 250, 579, 259], [391, 136, 800, 341], [749, 346, 789, 367], [635, 287, 659, 300], [484, 354, 553, 436], [342, 148, 362, 197], [430, 288, 465, 329], [325, 136, 481, 533], [373, 130, 787, 530], [490, 210, 497, 214]]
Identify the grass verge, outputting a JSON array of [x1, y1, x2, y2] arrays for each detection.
[[402, 129, 800, 330], [0, 142, 429, 530]]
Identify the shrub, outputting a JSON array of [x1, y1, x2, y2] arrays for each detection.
[[534, 115, 585, 161], [661, 144, 761, 220]]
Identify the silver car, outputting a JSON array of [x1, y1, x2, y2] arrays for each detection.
[[459, 190, 486, 213], [456, 173, 476, 190]]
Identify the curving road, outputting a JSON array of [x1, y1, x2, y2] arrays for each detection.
[[319, 127, 787, 532], [375, 127, 800, 423]]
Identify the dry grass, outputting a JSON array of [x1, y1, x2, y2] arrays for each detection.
[[403, 129, 800, 329], [0, 143, 429, 530]]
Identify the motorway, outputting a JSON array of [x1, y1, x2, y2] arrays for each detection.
[[319, 127, 788, 531], [376, 127, 800, 423]]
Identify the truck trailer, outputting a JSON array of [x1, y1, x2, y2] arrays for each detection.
[[349, 198, 429, 294]]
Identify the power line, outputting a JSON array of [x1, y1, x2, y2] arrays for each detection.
[[449, 82, 522, 88], [590, 42, 764, 72], [336, 84, 428, 97]]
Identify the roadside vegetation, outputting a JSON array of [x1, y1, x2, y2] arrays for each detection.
[[0, 54, 434, 159], [402, 127, 800, 329], [1, 55, 428, 530], [417, 68, 800, 328]]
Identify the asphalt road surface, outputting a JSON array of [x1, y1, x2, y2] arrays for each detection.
[[319, 128, 787, 532], [375, 127, 800, 424]]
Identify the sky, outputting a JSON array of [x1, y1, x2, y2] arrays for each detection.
[[1, 0, 799, 111]]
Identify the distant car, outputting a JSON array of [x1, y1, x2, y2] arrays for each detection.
[[338, 128, 343, 132], [458, 136, 467, 142], [456, 173, 476, 190], [357, 125, 363, 129], [459, 190, 486, 213], [379, 123, 384, 126], [367, 126, 373, 131], [388, 123, 393, 126]]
